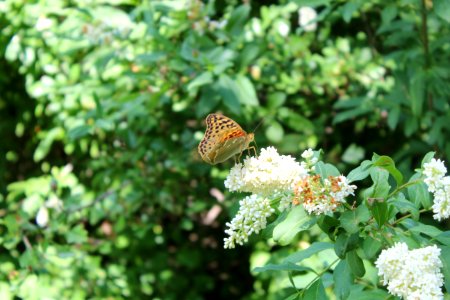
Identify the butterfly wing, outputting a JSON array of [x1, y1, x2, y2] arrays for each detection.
[[198, 114, 252, 164]]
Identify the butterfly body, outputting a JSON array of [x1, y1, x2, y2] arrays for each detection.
[[198, 114, 254, 165]]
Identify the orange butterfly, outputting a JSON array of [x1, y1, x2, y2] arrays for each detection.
[[198, 114, 254, 165]]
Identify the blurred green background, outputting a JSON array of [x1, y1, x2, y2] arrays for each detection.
[[1, 0, 449, 299]]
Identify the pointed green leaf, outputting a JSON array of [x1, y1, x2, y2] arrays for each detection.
[[334, 260, 353, 300], [346, 250, 365, 277], [273, 206, 316, 245], [284, 242, 334, 263], [340, 205, 370, 234], [253, 262, 313, 273], [373, 155, 403, 186], [303, 278, 327, 300]]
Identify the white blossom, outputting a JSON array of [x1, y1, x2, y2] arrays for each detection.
[[294, 175, 356, 215], [277, 21, 290, 37], [301, 148, 318, 172], [423, 158, 450, 220], [36, 16, 53, 31], [423, 158, 447, 192], [375, 243, 444, 300], [224, 147, 308, 197], [431, 176, 450, 221], [301, 148, 314, 159], [298, 7, 317, 32], [224, 195, 275, 249], [36, 206, 49, 228]]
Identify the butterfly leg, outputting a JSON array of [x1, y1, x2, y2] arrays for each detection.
[[247, 146, 257, 157]]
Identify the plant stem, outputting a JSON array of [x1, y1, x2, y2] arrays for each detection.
[[387, 179, 422, 198], [420, 0, 433, 112], [392, 208, 430, 225], [420, 0, 430, 69], [301, 258, 340, 294]]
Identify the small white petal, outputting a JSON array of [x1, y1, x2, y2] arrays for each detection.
[[36, 206, 49, 228]]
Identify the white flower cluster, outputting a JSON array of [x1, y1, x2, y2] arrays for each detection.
[[224, 195, 275, 249], [300, 148, 318, 172], [35, 195, 64, 228], [224, 146, 308, 196], [223, 147, 357, 248], [298, 7, 318, 32], [330, 175, 357, 201], [223, 147, 311, 248], [423, 158, 450, 221], [295, 175, 356, 215], [423, 158, 447, 192], [375, 242, 444, 299]]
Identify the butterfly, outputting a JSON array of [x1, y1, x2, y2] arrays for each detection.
[[198, 113, 255, 165]]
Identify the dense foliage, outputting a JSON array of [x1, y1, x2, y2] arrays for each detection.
[[1, 0, 449, 299]]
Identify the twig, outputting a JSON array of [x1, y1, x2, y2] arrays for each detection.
[[22, 235, 33, 251], [301, 258, 340, 294], [387, 179, 422, 198]]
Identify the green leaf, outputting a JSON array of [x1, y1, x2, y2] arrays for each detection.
[[347, 289, 390, 299], [421, 151, 436, 167], [368, 198, 391, 227], [407, 173, 431, 209], [362, 167, 390, 199], [284, 242, 334, 263], [409, 73, 425, 116], [187, 72, 213, 91], [387, 106, 400, 130], [216, 74, 241, 115], [68, 125, 92, 140], [34, 127, 65, 161], [3, 215, 20, 235], [389, 193, 419, 220], [346, 250, 365, 278], [334, 233, 359, 258], [284, 293, 300, 300], [434, 0, 450, 23], [347, 160, 372, 182], [341, 2, 359, 23], [19, 249, 39, 269], [408, 223, 442, 237], [441, 246, 450, 292], [238, 44, 260, 69], [404, 116, 418, 136], [334, 260, 353, 300], [303, 278, 327, 300], [196, 86, 221, 118], [253, 262, 312, 273], [226, 5, 250, 36], [66, 224, 88, 244], [234, 75, 259, 106], [333, 106, 372, 124], [315, 161, 341, 178], [317, 215, 340, 239], [373, 155, 403, 186], [381, 5, 397, 25], [273, 206, 316, 245], [340, 205, 370, 234], [362, 236, 382, 259], [342, 144, 365, 165], [267, 92, 286, 109], [265, 121, 284, 143], [136, 52, 166, 64], [295, 0, 330, 6], [436, 231, 450, 246]]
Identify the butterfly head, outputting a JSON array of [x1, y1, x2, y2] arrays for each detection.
[[247, 133, 255, 142]]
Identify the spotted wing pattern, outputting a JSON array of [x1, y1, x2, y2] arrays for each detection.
[[198, 114, 248, 164]]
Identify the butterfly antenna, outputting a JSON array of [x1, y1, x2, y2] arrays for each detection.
[[252, 117, 265, 133]]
